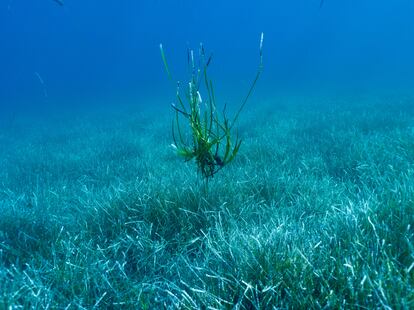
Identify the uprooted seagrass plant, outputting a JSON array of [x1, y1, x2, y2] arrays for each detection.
[[160, 33, 264, 185]]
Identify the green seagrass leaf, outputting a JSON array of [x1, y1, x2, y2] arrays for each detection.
[[177, 147, 194, 160]]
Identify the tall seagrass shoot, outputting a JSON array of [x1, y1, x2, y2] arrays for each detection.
[[160, 33, 264, 184]]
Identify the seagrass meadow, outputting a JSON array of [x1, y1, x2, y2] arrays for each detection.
[[0, 92, 413, 308], [3, 0, 414, 308]]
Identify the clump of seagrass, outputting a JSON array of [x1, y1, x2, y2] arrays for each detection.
[[160, 33, 263, 184]]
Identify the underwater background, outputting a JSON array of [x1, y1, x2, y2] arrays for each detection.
[[1, 0, 414, 308], [1, 0, 414, 115]]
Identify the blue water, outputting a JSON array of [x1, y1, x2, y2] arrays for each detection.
[[1, 0, 414, 116]]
